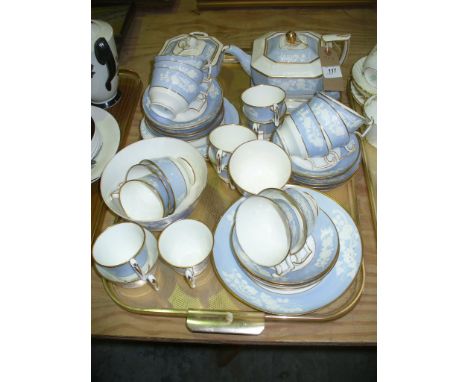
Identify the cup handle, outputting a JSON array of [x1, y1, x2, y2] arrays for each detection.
[[130, 259, 146, 281], [252, 123, 264, 140], [355, 117, 374, 139], [215, 149, 224, 174], [185, 267, 196, 289], [110, 181, 124, 200], [272, 103, 280, 127], [178, 157, 196, 185], [130, 259, 159, 291]]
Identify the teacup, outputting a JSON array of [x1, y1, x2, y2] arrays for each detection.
[[154, 60, 205, 83], [258, 188, 307, 256], [234, 195, 291, 267], [149, 67, 203, 119], [208, 124, 257, 185], [316, 92, 367, 133], [289, 102, 330, 158], [308, 96, 350, 148], [91, 117, 102, 160], [158, 219, 213, 288], [363, 95, 377, 148], [242, 85, 286, 126], [363, 45, 377, 88], [154, 54, 207, 70], [113, 157, 195, 220], [228, 140, 291, 195], [272, 115, 309, 159], [92, 222, 159, 290]]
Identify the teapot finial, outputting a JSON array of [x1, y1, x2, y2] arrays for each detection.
[[286, 31, 297, 44]]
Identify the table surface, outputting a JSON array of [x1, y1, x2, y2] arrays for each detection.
[[91, 1, 377, 345]]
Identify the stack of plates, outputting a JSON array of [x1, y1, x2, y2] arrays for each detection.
[[349, 46, 377, 114], [289, 134, 362, 190], [141, 79, 239, 158], [213, 185, 362, 315], [91, 106, 120, 183]]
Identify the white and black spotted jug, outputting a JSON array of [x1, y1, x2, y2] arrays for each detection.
[[91, 20, 119, 108]]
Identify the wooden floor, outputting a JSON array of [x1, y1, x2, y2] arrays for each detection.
[[91, 1, 377, 345]]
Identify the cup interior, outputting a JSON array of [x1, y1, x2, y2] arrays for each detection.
[[229, 140, 291, 194], [241, 85, 286, 107], [159, 220, 213, 267], [120, 180, 165, 221], [93, 223, 145, 267], [235, 196, 290, 267], [209, 124, 257, 153]]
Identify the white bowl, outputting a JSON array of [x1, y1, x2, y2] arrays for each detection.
[[100, 137, 207, 231], [234, 195, 290, 267], [228, 140, 291, 195]]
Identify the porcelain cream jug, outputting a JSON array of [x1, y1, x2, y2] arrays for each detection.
[[91, 20, 120, 108], [158, 32, 225, 79], [225, 31, 350, 99]]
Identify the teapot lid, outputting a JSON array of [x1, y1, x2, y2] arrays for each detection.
[[91, 20, 113, 44], [251, 31, 323, 78], [158, 32, 223, 68]]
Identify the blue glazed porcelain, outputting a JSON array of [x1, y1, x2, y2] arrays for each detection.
[[93, 223, 152, 280], [290, 102, 329, 157], [151, 67, 201, 105], [247, 120, 278, 140], [241, 85, 286, 124], [291, 134, 360, 179], [158, 32, 225, 79], [135, 173, 174, 216], [309, 96, 350, 148], [142, 79, 223, 132], [292, 152, 361, 189], [212, 185, 362, 315], [317, 92, 367, 133], [154, 54, 206, 70], [208, 124, 257, 184], [225, 31, 350, 100], [154, 60, 205, 83]]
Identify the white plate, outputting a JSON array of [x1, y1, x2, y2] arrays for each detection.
[[351, 57, 377, 97], [91, 106, 120, 183]]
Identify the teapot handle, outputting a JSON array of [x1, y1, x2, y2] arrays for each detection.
[[189, 32, 209, 37], [321, 34, 351, 65]]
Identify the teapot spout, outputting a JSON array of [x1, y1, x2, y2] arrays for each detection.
[[224, 45, 252, 76]]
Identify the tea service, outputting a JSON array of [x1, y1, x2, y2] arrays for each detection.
[[93, 30, 368, 317]]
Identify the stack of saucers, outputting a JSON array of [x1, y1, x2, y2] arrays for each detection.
[[272, 92, 368, 190], [212, 185, 362, 315], [349, 45, 377, 114]]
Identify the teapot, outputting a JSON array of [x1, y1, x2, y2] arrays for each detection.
[[224, 31, 350, 100]]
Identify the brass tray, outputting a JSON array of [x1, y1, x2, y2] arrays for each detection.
[[347, 81, 377, 231], [91, 69, 143, 242], [93, 61, 366, 336]]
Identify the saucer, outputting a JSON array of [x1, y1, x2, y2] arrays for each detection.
[[213, 185, 362, 315], [140, 98, 240, 158], [91, 106, 120, 183]]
